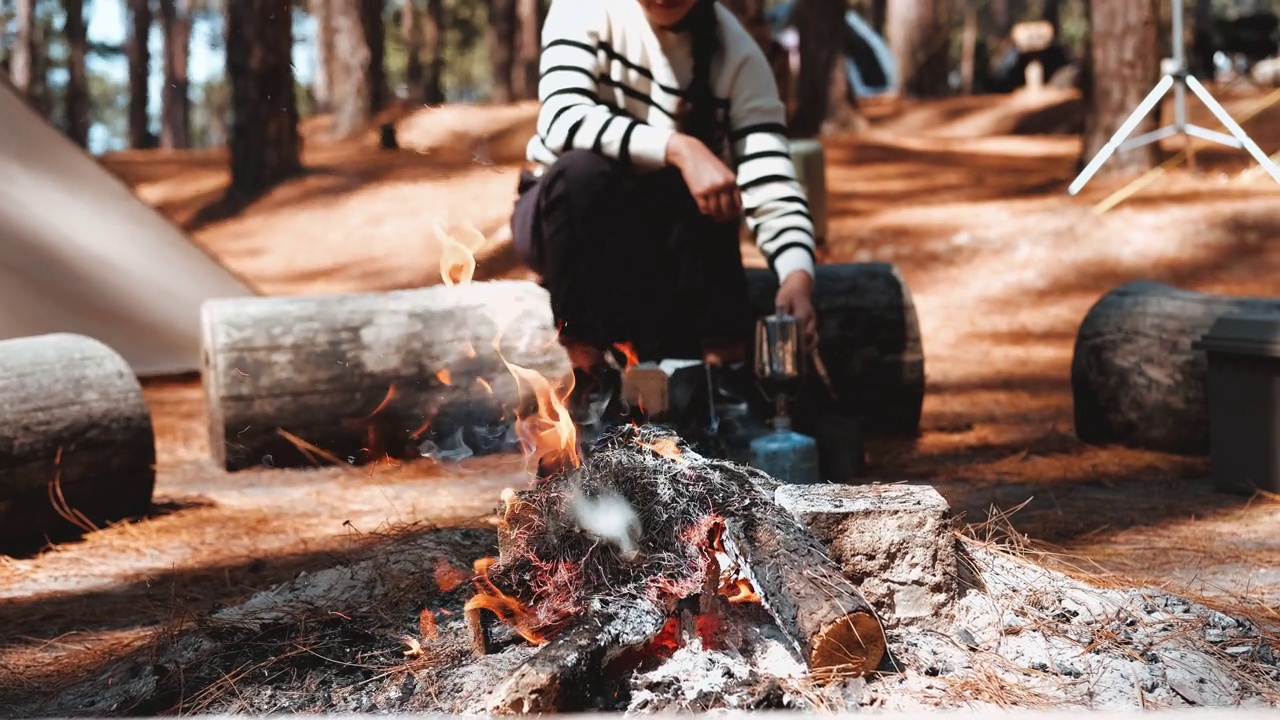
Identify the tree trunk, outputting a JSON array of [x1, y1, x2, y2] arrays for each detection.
[[402, 0, 424, 105], [867, 0, 886, 35], [423, 0, 445, 103], [960, 6, 978, 94], [1080, 0, 1162, 177], [310, 0, 335, 111], [329, 0, 372, 137], [790, 0, 860, 138], [488, 0, 517, 103], [226, 0, 303, 199], [1043, 0, 1061, 36], [512, 0, 542, 100], [722, 0, 791, 103], [885, 0, 953, 97], [159, 0, 193, 149], [10, 0, 36, 95], [1191, 0, 1216, 79], [28, 13, 52, 116], [125, 0, 153, 149], [63, 0, 90, 147], [361, 0, 387, 113], [1072, 282, 1280, 455], [0, 334, 156, 555]]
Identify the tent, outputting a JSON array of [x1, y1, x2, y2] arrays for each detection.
[[768, 5, 899, 98], [0, 79, 255, 377]]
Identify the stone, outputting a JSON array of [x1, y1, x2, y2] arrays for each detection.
[[775, 483, 963, 631]]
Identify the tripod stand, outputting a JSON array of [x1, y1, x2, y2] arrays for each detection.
[[1069, 0, 1280, 195]]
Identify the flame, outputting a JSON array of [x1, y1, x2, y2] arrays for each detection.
[[720, 577, 762, 604], [613, 342, 640, 371], [435, 224, 478, 286], [436, 368, 452, 385], [464, 557, 548, 646], [475, 377, 494, 395], [433, 559, 468, 592], [503, 360, 579, 471]]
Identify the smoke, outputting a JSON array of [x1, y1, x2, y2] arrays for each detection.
[[569, 482, 643, 562]]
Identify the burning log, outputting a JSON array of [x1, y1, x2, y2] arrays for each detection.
[[200, 281, 569, 471], [469, 426, 886, 713], [0, 333, 155, 553], [1072, 281, 1280, 454]]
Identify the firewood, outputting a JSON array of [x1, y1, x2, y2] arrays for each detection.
[[1072, 281, 1280, 454], [467, 425, 887, 708], [200, 280, 569, 471], [0, 333, 155, 553]]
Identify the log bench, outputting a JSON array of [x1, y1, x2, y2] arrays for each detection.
[[1072, 281, 1280, 454], [0, 333, 155, 553], [202, 264, 924, 472]]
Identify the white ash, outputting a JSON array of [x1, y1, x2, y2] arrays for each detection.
[[570, 483, 643, 560]]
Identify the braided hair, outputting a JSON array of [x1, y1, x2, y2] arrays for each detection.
[[679, 0, 724, 154]]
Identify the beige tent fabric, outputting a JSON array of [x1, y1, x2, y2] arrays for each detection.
[[0, 80, 254, 377]]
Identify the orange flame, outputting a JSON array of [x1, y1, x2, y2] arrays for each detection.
[[435, 224, 479, 286], [638, 436, 681, 459], [475, 377, 494, 395], [436, 368, 453, 386], [503, 361, 579, 471], [419, 609, 439, 640], [613, 342, 641, 371], [464, 557, 548, 646], [720, 577, 762, 604]]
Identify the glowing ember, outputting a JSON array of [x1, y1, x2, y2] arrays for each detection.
[[433, 559, 468, 592], [418, 609, 439, 640], [638, 436, 681, 460], [720, 578, 762, 604], [613, 342, 640, 371], [435, 369, 452, 385]]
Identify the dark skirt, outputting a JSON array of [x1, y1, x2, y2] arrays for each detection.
[[511, 150, 753, 359]]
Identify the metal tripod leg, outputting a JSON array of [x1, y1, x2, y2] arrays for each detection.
[[1183, 74, 1280, 186], [1068, 75, 1174, 195]]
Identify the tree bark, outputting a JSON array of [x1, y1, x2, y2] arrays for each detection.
[[488, 0, 517, 103], [158, 0, 193, 149], [0, 334, 156, 555], [361, 0, 387, 113], [310, 0, 335, 111], [9, 0, 36, 95], [1072, 282, 1280, 455], [1191, 0, 1217, 79], [63, 0, 90, 147], [512, 0, 542, 100], [866, 0, 886, 35], [1043, 0, 1061, 36], [885, 0, 953, 97], [790, 0, 859, 138], [722, 0, 792, 104], [1080, 0, 1162, 178], [423, 0, 445, 103], [329, 0, 377, 137], [201, 281, 570, 472], [125, 0, 153, 149], [402, 0, 424, 104], [226, 0, 302, 199]]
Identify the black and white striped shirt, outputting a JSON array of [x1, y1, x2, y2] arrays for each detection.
[[527, 0, 817, 284]]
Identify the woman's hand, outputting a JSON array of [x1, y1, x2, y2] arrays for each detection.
[[775, 271, 818, 351], [666, 133, 741, 223]]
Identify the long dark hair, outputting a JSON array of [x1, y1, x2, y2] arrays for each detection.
[[680, 0, 723, 153]]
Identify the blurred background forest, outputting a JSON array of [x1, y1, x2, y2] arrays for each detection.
[[2, 0, 1278, 158]]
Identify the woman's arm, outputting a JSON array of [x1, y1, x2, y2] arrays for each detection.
[[537, 0, 675, 167], [725, 47, 817, 288]]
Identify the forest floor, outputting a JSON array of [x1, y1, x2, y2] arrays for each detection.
[[2, 84, 1280, 709]]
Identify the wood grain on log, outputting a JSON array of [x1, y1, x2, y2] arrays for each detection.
[[1071, 281, 1280, 454], [483, 594, 668, 714], [745, 263, 925, 437], [201, 281, 570, 471], [0, 333, 155, 552]]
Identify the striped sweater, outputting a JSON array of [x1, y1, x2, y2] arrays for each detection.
[[526, 0, 817, 284]]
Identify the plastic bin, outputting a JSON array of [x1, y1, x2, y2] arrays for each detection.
[[1193, 314, 1280, 495]]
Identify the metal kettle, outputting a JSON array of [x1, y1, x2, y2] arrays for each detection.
[[754, 313, 806, 385]]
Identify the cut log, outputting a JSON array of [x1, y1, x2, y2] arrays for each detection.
[[1071, 281, 1280, 454], [201, 280, 570, 471], [713, 479, 887, 680], [0, 333, 155, 553], [745, 263, 925, 438], [482, 594, 668, 714]]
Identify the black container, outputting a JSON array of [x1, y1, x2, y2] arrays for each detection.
[[1193, 314, 1280, 495]]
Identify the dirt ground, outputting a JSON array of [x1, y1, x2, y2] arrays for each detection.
[[2, 85, 1279, 707]]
